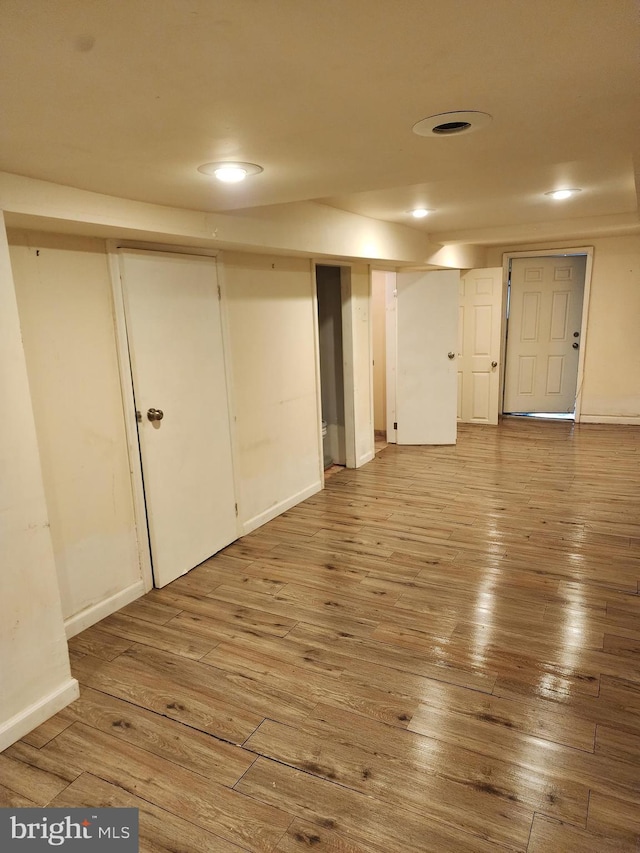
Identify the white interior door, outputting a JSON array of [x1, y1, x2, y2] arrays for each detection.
[[458, 267, 503, 424], [384, 272, 398, 443], [119, 249, 237, 588], [396, 269, 459, 445], [504, 255, 586, 414]]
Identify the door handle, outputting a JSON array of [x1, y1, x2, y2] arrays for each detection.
[[491, 361, 498, 368], [572, 342, 579, 349], [448, 352, 455, 359], [147, 408, 164, 421]]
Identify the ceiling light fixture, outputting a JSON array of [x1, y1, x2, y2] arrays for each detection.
[[545, 188, 581, 200], [214, 166, 247, 183], [410, 208, 432, 218], [197, 161, 264, 183], [412, 111, 492, 137]]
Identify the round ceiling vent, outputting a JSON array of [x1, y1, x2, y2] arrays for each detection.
[[412, 111, 492, 137]]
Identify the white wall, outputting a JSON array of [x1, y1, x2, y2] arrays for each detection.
[[0, 172, 435, 265], [371, 270, 387, 432], [5, 229, 377, 651], [0, 216, 78, 751], [579, 237, 640, 421], [222, 252, 323, 532], [9, 232, 143, 632], [349, 265, 375, 466], [316, 265, 346, 465], [487, 235, 640, 422], [427, 242, 487, 269]]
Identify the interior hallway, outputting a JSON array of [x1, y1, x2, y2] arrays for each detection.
[[2, 419, 639, 852]]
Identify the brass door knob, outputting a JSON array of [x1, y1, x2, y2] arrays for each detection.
[[147, 408, 164, 421], [491, 361, 498, 368], [448, 352, 455, 359]]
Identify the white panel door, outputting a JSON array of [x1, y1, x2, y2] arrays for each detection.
[[504, 256, 586, 413], [119, 250, 237, 588], [385, 272, 398, 444], [396, 269, 459, 445], [458, 267, 503, 424]]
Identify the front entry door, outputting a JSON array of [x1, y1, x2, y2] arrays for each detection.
[[119, 249, 237, 588], [396, 269, 459, 445], [504, 255, 586, 414], [458, 267, 503, 424]]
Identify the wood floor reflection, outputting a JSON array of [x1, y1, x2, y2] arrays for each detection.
[[4, 419, 640, 851]]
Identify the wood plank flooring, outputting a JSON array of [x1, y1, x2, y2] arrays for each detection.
[[4, 418, 640, 852]]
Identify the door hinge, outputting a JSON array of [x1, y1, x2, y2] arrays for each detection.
[[393, 421, 398, 430], [217, 284, 222, 300], [234, 502, 238, 516]]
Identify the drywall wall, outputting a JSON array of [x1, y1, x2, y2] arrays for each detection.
[[0, 216, 77, 750], [487, 235, 640, 421], [0, 172, 436, 265], [222, 252, 323, 532], [349, 265, 376, 465], [427, 242, 488, 269], [578, 237, 640, 420], [316, 265, 346, 466], [9, 231, 143, 632], [371, 270, 387, 432]]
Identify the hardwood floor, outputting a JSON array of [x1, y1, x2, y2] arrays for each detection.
[[3, 418, 640, 852]]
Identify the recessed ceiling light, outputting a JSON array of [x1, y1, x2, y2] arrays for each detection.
[[545, 188, 581, 200], [197, 161, 264, 183], [412, 111, 492, 137], [214, 166, 247, 183], [410, 208, 432, 218]]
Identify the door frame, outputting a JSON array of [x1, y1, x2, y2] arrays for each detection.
[[501, 247, 594, 422], [312, 260, 366, 474], [107, 240, 241, 591]]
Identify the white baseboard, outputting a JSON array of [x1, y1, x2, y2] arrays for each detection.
[[64, 580, 146, 639], [241, 481, 322, 535], [580, 415, 640, 425], [356, 450, 375, 468], [0, 678, 79, 752]]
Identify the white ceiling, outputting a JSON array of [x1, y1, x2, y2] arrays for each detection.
[[1, 0, 639, 246]]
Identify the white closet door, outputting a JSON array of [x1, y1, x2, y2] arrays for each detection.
[[458, 267, 503, 424], [396, 269, 459, 445], [120, 249, 237, 587]]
